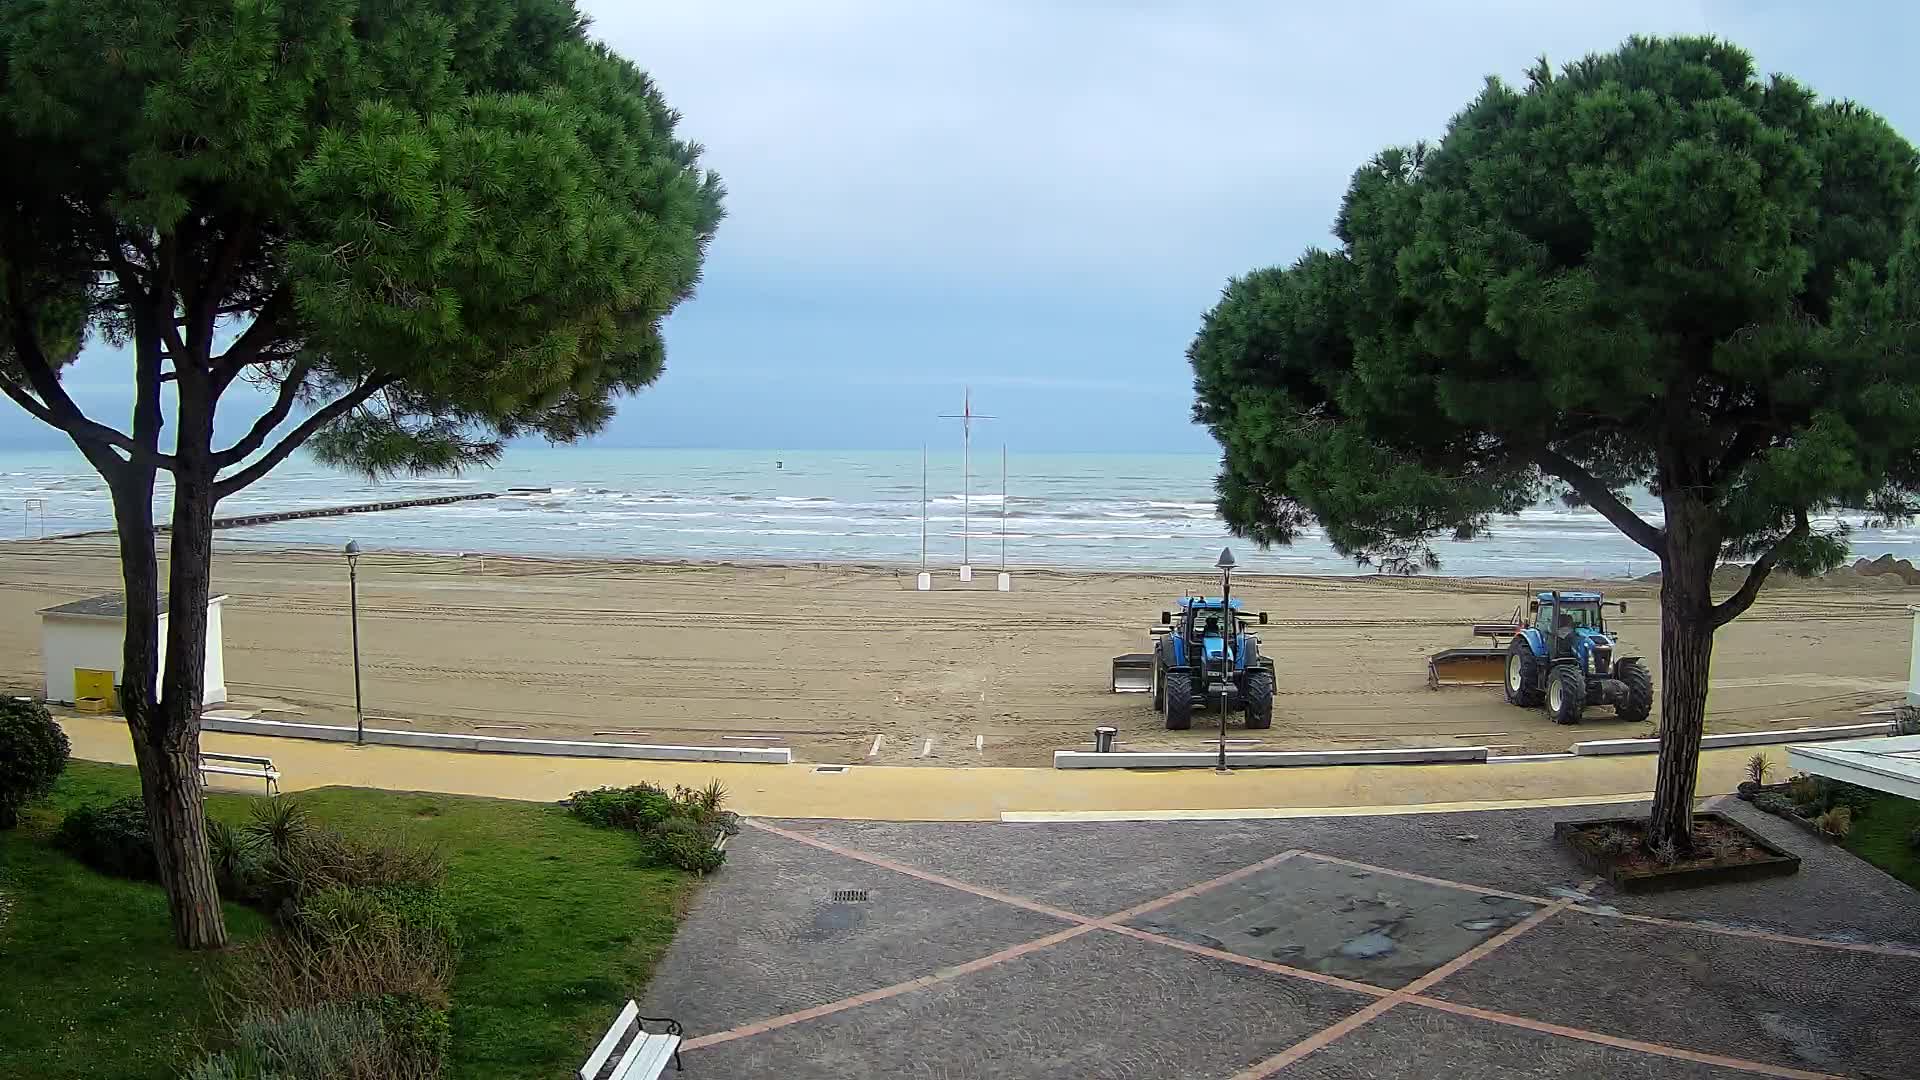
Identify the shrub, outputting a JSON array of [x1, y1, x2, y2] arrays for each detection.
[[185, 1004, 393, 1080], [209, 819, 269, 902], [371, 991, 451, 1079], [1816, 806, 1853, 840], [0, 698, 70, 828], [299, 884, 460, 953], [1788, 775, 1824, 813], [56, 796, 157, 880], [245, 797, 311, 855], [566, 784, 674, 830], [1752, 792, 1796, 817], [1824, 780, 1877, 818], [217, 916, 457, 1021], [1744, 753, 1772, 786], [274, 827, 448, 899], [640, 815, 724, 874], [1909, 824, 1920, 854]]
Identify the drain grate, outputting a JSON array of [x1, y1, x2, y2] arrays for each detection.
[[814, 765, 849, 774], [831, 889, 870, 903]]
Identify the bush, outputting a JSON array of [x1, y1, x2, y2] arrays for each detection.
[[209, 818, 269, 902], [299, 884, 460, 953], [56, 796, 157, 880], [274, 826, 448, 899], [640, 815, 724, 874], [1788, 775, 1824, 813], [1752, 792, 1796, 817], [566, 784, 674, 830], [0, 698, 70, 828], [185, 1003, 397, 1080], [245, 796, 311, 855], [1816, 806, 1854, 840], [371, 991, 451, 1079], [217, 913, 457, 1021], [1744, 753, 1772, 786]]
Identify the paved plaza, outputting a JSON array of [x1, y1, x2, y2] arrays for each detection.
[[643, 800, 1920, 1078]]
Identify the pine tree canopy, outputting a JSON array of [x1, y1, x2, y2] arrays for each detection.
[[1191, 36, 1920, 602]]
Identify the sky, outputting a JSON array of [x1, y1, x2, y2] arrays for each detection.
[[8, 0, 1920, 455]]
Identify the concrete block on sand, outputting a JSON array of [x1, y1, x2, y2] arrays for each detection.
[[199, 715, 792, 764]]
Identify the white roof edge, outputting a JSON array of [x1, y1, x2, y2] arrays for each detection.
[[1787, 735, 1920, 800]]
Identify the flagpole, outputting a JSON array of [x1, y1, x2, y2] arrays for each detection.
[[1000, 443, 1007, 571], [921, 444, 928, 570], [962, 389, 971, 568]]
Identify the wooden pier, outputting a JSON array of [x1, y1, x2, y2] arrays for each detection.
[[189, 492, 499, 532]]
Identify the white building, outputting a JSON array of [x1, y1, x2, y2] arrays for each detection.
[[39, 593, 229, 707]]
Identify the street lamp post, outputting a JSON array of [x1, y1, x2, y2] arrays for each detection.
[[1216, 546, 1235, 773], [345, 540, 364, 745]]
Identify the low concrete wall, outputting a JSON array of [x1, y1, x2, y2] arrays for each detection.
[[1053, 746, 1487, 769], [200, 715, 792, 764], [1571, 722, 1893, 757], [1487, 753, 1579, 765]]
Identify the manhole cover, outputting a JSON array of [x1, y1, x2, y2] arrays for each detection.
[[832, 889, 870, 903], [815, 765, 849, 774]]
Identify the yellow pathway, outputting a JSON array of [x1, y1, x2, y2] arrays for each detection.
[[59, 716, 1787, 821]]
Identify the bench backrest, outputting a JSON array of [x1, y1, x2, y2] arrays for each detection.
[[201, 752, 275, 768], [580, 1000, 641, 1080]]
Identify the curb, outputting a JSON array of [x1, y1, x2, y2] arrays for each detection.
[[1571, 722, 1893, 757], [199, 715, 792, 764], [1053, 746, 1487, 770]]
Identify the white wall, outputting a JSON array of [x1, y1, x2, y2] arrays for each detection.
[[203, 600, 227, 705], [40, 616, 128, 704], [40, 601, 228, 706]]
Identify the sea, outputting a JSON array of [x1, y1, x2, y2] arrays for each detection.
[[5, 446, 1920, 578]]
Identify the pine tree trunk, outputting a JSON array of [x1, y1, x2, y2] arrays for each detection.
[[1647, 495, 1720, 854], [149, 380, 228, 949]]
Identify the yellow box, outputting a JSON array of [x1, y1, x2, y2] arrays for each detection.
[[73, 668, 117, 711]]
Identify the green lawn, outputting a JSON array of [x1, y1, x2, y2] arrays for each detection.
[[0, 761, 697, 1080], [1845, 790, 1920, 891]]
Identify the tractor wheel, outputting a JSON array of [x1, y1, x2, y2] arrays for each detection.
[[1163, 671, 1193, 731], [1547, 664, 1586, 725], [1505, 638, 1544, 707], [1615, 659, 1653, 723], [1243, 669, 1275, 730], [1151, 641, 1166, 711]]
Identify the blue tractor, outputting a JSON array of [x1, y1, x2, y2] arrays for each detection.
[[1111, 597, 1274, 730], [1504, 590, 1653, 725]]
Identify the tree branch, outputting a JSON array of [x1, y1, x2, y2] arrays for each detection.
[[210, 288, 291, 390], [2, 283, 171, 471], [212, 375, 396, 499], [212, 358, 313, 467], [1710, 509, 1809, 628], [1535, 448, 1667, 556]]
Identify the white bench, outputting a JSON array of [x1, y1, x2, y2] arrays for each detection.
[[580, 1001, 682, 1079], [198, 752, 280, 796]]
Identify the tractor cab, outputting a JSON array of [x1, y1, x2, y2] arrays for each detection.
[[1172, 597, 1242, 664], [1531, 592, 1607, 659]]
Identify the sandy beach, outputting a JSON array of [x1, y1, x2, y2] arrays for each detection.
[[1, 539, 1909, 766]]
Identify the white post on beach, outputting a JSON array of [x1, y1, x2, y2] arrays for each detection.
[[917, 445, 932, 591], [997, 444, 1011, 592]]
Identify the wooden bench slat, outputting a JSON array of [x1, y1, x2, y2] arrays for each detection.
[[612, 1033, 679, 1080], [580, 1000, 640, 1080]]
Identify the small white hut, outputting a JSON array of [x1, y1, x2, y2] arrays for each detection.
[[38, 593, 228, 707]]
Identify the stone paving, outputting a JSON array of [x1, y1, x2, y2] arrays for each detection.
[[641, 800, 1920, 1078]]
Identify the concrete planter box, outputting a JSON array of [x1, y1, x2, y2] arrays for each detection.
[[1555, 812, 1800, 893]]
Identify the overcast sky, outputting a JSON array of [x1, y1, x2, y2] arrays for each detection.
[[12, 1, 1920, 454]]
